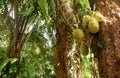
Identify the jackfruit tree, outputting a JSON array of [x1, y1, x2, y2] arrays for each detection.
[[54, 0, 120, 78], [93, 0, 120, 77], [0, 0, 120, 78]]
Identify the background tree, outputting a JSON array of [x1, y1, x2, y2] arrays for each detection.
[[93, 0, 120, 77], [0, 0, 56, 77]]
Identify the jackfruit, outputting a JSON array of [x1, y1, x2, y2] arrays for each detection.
[[88, 17, 99, 33], [72, 29, 85, 42], [79, 42, 89, 56], [82, 15, 91, 30], [92, 12, 104, 22]]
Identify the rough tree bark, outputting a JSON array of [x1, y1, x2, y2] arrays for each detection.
[[95, 0, 120, 77], [54, 24, 69, 78], [53, 1, 69, 78], [53, 0, 76, 78]]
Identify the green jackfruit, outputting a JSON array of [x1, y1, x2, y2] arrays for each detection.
[[82, 15, 91, 30], [72, 29, 85, 42], [93, 12, 104, 22], [79, 42, 89, 56], [88, 17, 99, 33]]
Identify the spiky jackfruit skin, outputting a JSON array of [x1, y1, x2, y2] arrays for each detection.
[[79, 42, 88, 56], [88, 18, 99, 33], [92, 12, 104, 22], [72, 29, 85, 42], [82, 15, 91, 30]]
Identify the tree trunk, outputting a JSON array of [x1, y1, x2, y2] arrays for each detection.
[[1, 15, 28, 78], [54, 24, 69, 78], [95, 0, 120, 77], [53, 0, 76, 77], [53, 1, 69, 78]]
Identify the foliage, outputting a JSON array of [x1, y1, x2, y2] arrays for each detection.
[[0, 0, 56, 77], [0, 0, 100, 78]]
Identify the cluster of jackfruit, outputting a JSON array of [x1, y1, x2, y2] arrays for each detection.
[[72, 28, 86, 55], [72, 29, 88, 56], [72, 11, 104, 56], [82, 11, 104, 33]]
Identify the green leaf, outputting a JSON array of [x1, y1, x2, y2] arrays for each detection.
[[38, 0, 48, 18], [97, 41, 104, 48], [9, 58, 18, 64], [0, 59, 9, 73], [23, 5, 35, 16], [9, 64, 17, 73], [78, 0, 90, 10]]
